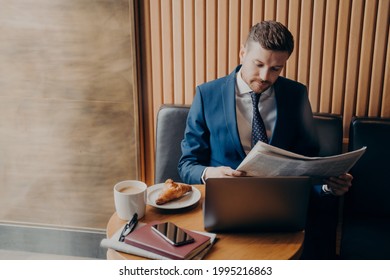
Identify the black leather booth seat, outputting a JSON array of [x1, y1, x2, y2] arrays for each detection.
[[340, 117, 390, 259], [302, 113, 343, 260]]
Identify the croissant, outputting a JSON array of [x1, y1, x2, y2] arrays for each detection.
[[155, 179, 192, 205]]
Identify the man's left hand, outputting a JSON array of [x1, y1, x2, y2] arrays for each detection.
[[324, 173, 353, 196]]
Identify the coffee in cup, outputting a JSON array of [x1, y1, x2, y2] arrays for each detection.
[[119, 186, 142, 194], [114, 180, 147, 220]]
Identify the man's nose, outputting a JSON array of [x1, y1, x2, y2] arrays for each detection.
[[259, 68, 271, 81]]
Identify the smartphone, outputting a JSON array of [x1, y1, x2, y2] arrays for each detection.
[[151, 222, 195, 246]]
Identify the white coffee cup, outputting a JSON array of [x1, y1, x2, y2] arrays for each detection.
[[113, 180, 147, 220]]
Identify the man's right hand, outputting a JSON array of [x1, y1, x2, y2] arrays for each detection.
[[204, 166, 246, 180]]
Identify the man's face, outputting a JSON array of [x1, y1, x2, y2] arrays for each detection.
[[239, 41, 290, 93]]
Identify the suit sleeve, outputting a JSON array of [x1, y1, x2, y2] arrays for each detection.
[[178, 86, 211, 184], [296, 86, 320, 157]]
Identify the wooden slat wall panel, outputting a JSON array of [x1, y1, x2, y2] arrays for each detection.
[[286, 0, 301, 81], [195, 0, 206, 87], [276, 0, 289, 77], [184, 0, 195, 104], [297, 0, 313, 87], [149, 0, 163, 117], [265, 0, 277, 19], [369, 0, 389, 116], [206, 0, 218, 81], [252, 0, 265, 24], [240, 0, 253, 45], [138, 0, 154, 184], [217, 0, 229, 77], [161, 0, 174, 104], [332, 0, 351, 114], [228, 0, 241, 71], [356, 0, 378, 116], [172, 0, 184, 103], [137, 0, 390, 184], [309, 0, 326, 111], [383, 30, 390, 116], [343, 0, 365, 133], [320, 0, 338, 113]]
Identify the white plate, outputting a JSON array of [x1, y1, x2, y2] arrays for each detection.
[[147, 183, 201, 209]]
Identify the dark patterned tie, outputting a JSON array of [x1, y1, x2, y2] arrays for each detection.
[[250, 92, 268, 147]]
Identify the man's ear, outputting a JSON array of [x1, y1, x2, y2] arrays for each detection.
[[239, 44, 246, 63]]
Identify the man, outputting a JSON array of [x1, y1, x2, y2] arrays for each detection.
[[178, 21, 352, 259]]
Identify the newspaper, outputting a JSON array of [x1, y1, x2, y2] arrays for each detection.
[[236, 141, 366, 179]]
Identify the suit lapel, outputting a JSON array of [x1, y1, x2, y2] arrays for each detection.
[[222, 67, 246, 159], [271, 77, 294, 149], [271, 78, 282, 145]]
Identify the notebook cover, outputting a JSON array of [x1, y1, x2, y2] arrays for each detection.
[[124, 221, 211, 260]]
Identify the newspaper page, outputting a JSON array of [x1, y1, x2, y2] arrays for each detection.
[[236, 141, 366, 178]]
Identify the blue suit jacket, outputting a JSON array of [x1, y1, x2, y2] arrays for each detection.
[[178, 65, 320, 184]]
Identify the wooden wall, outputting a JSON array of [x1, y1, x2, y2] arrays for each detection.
[[137, 0, 390, 185], [0, 0, 140, 229]]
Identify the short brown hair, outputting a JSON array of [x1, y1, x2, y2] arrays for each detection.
[[246, 21, 294, 55]]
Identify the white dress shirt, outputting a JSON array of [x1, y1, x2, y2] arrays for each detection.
[[236, 69, 277, 154]]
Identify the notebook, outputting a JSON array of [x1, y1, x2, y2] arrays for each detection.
[[124, 221, 211, 260], [203, 177, 312, 232]]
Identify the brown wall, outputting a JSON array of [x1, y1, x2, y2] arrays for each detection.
[[138, 0, 390, 185]]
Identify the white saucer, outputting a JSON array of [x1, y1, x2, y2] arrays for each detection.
[[147, 183, 201, 209]]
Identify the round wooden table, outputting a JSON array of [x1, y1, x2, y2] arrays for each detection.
[[106, 185, 304, 260]]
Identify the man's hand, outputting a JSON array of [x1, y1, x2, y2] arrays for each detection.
[[324, 173, 353, 196], [204, 166, 246, 180]]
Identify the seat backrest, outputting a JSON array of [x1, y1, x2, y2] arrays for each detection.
[[154, 105, 190, 184], [344, 117, 390, 216], [311, 113, 343, 259], [313, 113, 343, 157]]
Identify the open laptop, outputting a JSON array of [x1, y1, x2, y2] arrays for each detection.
[[203, 177, 312, 232]]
